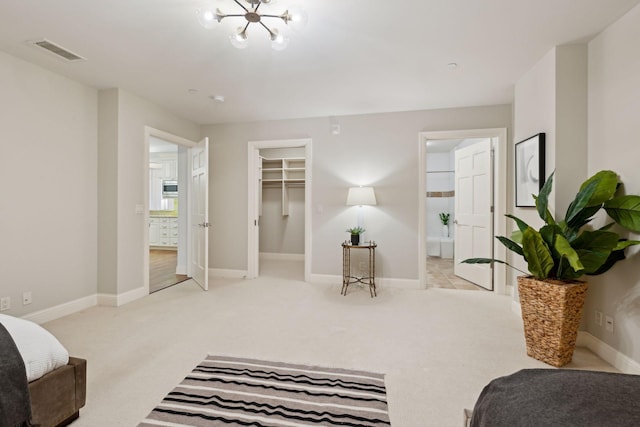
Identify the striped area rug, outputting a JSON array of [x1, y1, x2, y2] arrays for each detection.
[[139, 355, 391, 426]]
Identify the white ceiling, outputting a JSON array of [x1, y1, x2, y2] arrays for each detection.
[[0, 0, 638, 125]]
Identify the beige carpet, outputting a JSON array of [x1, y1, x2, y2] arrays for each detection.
[[43, 259, 616, 426]]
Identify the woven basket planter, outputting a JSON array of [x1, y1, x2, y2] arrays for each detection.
[[517, 276, 588, 367]]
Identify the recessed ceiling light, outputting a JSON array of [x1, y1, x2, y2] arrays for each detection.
[[447, 62, 458, 69], [210, 95, 225, 103], [188, 89, 198, 95]]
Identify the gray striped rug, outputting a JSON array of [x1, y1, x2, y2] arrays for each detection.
[[139, 355, 391, 426]]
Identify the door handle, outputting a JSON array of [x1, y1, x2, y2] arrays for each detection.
[[198, 222, 210, 228], [454, 219, 458, 224]]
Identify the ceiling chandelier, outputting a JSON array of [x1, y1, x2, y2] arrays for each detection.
[[197, 0, 308, 50]]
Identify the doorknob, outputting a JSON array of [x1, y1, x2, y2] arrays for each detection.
[[454, 219, 458, 224]]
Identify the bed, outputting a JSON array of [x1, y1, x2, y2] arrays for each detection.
[[467, 369, 640, 426], [0, 314, 86, 427]]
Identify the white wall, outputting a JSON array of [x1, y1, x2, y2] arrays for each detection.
[[586, 3, 640, 364], [512, 44, 588, 296], [0, 50, 98, 316], [98, 88, 200, 296], [202, 105, 512, 281]]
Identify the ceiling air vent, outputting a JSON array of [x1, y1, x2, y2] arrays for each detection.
[[28, 39, 86, 62]]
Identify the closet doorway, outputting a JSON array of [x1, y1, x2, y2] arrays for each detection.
[[247, 139, 312, 282]]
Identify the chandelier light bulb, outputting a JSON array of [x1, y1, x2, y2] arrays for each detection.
[[229, 28, 249, 49], [270, 30, 289, 51], [286, 8, 308, 32], [197, 8, 217, 29]]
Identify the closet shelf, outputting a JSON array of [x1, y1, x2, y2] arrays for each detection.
[[260, 156, 306, 216], [426, 170, 454, 173]]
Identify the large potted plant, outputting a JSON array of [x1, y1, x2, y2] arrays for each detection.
[[464, 170, 640, 366]]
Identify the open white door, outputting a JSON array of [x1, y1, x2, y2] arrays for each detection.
[[190, 137, 209, 290], [454, 140, 493, 290], [247, 148, 261, 279]]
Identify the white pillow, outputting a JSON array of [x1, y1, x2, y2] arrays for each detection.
[[0, 314, 69, 382]]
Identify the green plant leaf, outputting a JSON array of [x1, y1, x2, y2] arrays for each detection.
[[510, 230, 523, 244], [539, 224, 560, 248], [557, 257, 586, 280], [604, 195, 640, 232], [521, 228, 554, 279], [614, 240, 640, 250], [580, 170, 619, 206], [536, 171, 555, 224], [554, 234, 584, 273], [566, 205, 600, 230], [572, 230, 619, 274], [505, 214, 530, 232], [565, 179, 600, 226], [496, 236, 524, 257], [588, 249, 626, 276], [461, 258, 529, 275]]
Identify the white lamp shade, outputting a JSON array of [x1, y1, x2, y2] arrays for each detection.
[[346, 187, 377, 206]]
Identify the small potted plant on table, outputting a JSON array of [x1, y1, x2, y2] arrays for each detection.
[[346, 227, 365, 245]]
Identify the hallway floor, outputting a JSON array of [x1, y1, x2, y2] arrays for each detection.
[[426, 256, 486, 290], [149, 249, 188, 293]]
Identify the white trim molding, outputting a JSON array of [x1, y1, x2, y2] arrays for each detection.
[[260, 252, 305, 261], [98, 286, 147, 307], [22, 294, 98, 325], [209, 268, 248, 279], [577, 332, 640, 375]]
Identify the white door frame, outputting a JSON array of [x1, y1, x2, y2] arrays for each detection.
[[418, 128, 508, 294], [143, 126, 200, 294], [247, 138, 312, 282]]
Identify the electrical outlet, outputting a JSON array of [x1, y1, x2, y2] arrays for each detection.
[[0, 297, 10, 312], [23, 292, 32, 305], [605, 315, 614, 333], [595, 310, 603, 326]]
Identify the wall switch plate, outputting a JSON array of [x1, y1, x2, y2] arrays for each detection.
[[595, 310, 603, 326], [23, 292, 32, 305], [0, 297, 10, 311], [135, 204, 145, 214], [605, 315, 614, 333]]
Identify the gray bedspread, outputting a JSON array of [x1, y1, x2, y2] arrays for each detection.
[[471, 369, 640, 426], [0, 322, 31, 427]]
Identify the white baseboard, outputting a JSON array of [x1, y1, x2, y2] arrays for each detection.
[[577, 331, 640, 375], [22, 294, 98, 325], [511, 300, 639, 374], [97, 286, 148, 307], [209, 268, 248, 279], [260, 252, 305, 261], [308, 274, 421, 289]]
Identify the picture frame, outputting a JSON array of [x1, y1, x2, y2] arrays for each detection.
[[515, 133, 545, 207]]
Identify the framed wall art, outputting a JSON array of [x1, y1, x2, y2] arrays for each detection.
[[515, 133, 545, 207]]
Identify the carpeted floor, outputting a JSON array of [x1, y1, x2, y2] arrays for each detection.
[[43, 259, 617, 426]]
